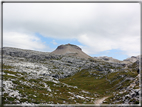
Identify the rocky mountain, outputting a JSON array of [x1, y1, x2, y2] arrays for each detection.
[[123, 55, 140, 64], [94, 56, 122, 63], [51, 43, 91, 59], [1, 44, 141, 106]]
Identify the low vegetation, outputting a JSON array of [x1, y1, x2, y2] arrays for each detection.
[[60, 68, 138, 98]]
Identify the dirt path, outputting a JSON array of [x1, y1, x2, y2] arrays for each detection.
[[94, 96, 109, 104]]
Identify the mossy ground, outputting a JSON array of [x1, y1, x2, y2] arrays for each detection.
[[60, 68, 138, 98]]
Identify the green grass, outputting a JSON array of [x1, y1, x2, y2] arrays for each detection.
[[60, 69, 110, 96], [60, 69, 138, 97], [3, 64, 14, 69]]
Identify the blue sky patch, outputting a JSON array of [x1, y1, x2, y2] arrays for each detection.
[[92, 49, 129, 61], [35, 32, 84, 51]]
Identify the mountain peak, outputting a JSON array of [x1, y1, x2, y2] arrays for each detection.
[[56, 44, 82, 50], [51, 44, 90, 59]]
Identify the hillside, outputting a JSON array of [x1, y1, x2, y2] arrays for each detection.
[[93, 56, 122, 63], [1, 44, 141, 106], [51, 43, 91, 59]]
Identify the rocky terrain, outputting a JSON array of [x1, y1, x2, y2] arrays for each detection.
[[94, 56, 122, 63], [51, 43, 91, 59], [123, 55, 140, 63], [1, 44, 141, 106]]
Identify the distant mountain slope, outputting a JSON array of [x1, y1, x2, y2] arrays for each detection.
[[123, 55, 140, 64], [93, 56, 121, 63], [2, 47, 58, 61], [3, 47, 50, 58], [51, 44, 91, 59]]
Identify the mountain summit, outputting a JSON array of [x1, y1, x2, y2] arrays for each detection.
[[51, 43, 91, 59]]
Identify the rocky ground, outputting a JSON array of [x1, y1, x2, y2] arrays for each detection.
[[103, 74, 140, 104], [2, 56, 97, 105], [1, 46, 141, 106]]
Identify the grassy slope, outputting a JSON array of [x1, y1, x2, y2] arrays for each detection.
[[60, 68, 138, 98]]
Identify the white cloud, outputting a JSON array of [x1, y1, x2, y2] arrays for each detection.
[[3, 32, 49, 51], [3, 3, 140, 57], [118, 35, 140, 56], [3, 3, 96, 38], [78, 34, 117, 54], [78, 33, 140, 57]]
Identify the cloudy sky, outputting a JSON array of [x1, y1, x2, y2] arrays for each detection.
[[3, 3, 140, 60]]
